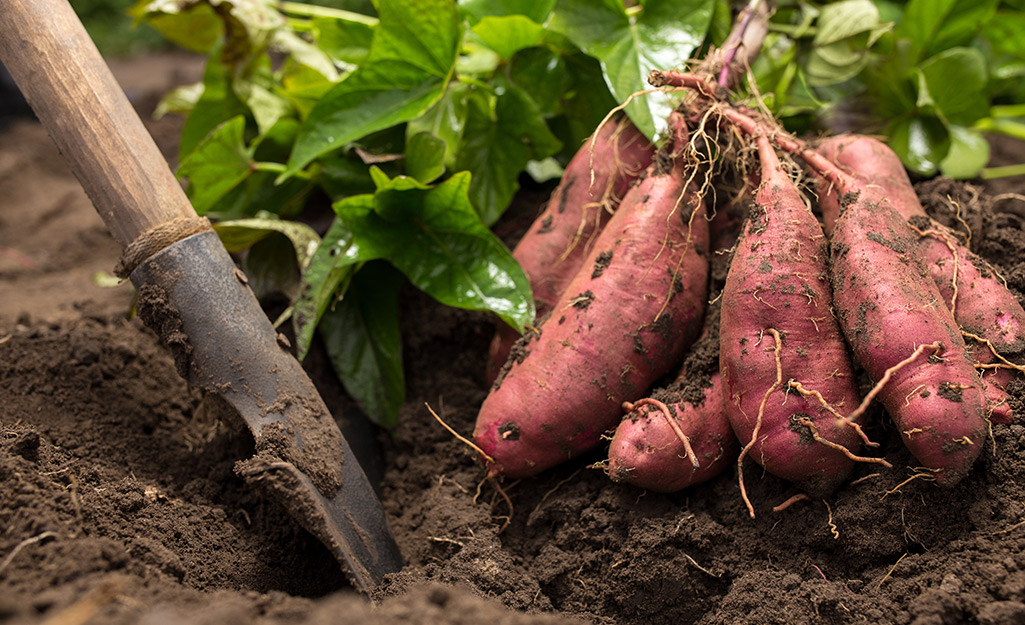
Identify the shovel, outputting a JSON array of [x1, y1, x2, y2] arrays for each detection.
[[0, 0, 403, 592]]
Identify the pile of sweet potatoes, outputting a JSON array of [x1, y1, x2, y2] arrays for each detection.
[[467, 67, 1025, 516]]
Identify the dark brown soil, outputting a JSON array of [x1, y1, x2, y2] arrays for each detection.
[[5, 54, 1025, 625]]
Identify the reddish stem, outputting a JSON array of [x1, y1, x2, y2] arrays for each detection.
[[714, 106, 858, 194], [718, 0, 766, 87], [648, 69, 717, 96]]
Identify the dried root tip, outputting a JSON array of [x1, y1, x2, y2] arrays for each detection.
[[426, 402, 496, 466], [772, 493, 810, 512], [489, 476, 514, 534], [880, 470, 937, 501]]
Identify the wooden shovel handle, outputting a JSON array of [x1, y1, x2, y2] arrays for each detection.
[[0, 0, 195, 249]]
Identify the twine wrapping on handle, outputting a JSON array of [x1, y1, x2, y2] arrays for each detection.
[[113, 216, 212, 278]]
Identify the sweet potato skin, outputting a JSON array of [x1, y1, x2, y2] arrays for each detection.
[[474, 157, 709, 479], [608, 372, 736, 492], [485, 117, 655, 384], [719, 139, 864, 497], [815, 136, 1024, 423], [829, 193, 988, 484]]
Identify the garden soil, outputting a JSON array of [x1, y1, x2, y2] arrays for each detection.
[[4, 55, 1025, 625]]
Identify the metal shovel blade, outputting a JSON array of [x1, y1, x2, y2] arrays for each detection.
[[131, 230, 403, 591]]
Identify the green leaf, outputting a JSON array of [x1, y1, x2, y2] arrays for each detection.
[[939, 125, 990, 179], [213, 218, 320, 268], [458, 0, 556, 25], [286, 0, 462, 175], [804, 41, 872, 86], [335, 171, 534, 331], [203, 171, 314, 219], [889, 115, 950, 176], [319, 262, 406, 428], [471, 15, 545, 60], [317, 156, 379, 198], [525, 157, 565, 182], [92, 271, 124, 288], [455, 87, 561, 226], [306, 0, 377, 16], [312, 15, 375, 66], [154, 82, 204, 120], [273, 29, 340, 81], [178, 116, 254, 214], [895, 0, 998, 64], [253, 118, 301, 161], [873, 0, 904, 25], [406, 131, 446, 183], [407, 82, 470, 170], [241, 233, 301, 300], [217, 0, 287, 65], [507, 46, 569, 114], [293, 216, 369, 359], [813, 0, 887, 47], [131, 0, 223, 53], [558, 52, 619, 149], [551, 0, 715, 138], [707, 0, 732, 47], [457, 39, 502, 76], [984, 10, 1025, 59], [232, 57, 292, 135], [280, 63, 338, 120], [917, 47, 988, 125], [803, 0, 890, 87], [370, 165, 402, 190], [180, 52, 249, 161]]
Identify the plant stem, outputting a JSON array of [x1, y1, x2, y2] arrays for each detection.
[[767, 22, 817, 37], [456, 75, 497, 93], [982, 163, 1025, 180], [718, 0, 768, 87], [254, 162, 313, 180], [277, 1, 378, 26], [285, 17, 313, 32], [976, 118, 1025, 141], [991, 104, 1025, 118]]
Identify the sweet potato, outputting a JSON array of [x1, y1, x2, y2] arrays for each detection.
[[828, 177, 988, 485], [608, 311, 737, 492], [814, 136, 1024, 424], [485, 117, 655, 384], [719, 136, 868, 502], [473, 117, 709, 479], [608, 372, 734, 492], [712, 106, 989, 485]]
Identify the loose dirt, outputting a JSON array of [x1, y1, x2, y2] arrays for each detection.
[[4, 54, 1025, 625]]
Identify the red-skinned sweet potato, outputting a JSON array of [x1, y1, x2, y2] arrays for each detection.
[[814, 136, 1024, 424], [719, 136, 868, 502], [608, 310, 737, 493], [473, 116, 709, 479], [485, 117, 655, 384], [608, 372, 734, 492], [828, 179, 988, 485], [713, 105, 989, 485]]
